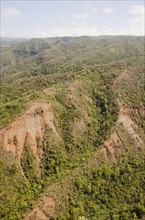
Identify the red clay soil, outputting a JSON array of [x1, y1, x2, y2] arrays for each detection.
[[25, 196, 56, 220], [100, 70, 145, 162], [2, 70, 145, 219], [117, 99, 144, 148], [0, 102, 60, 166], [112, 69, 131, 90], [111, 70, 145, 149]]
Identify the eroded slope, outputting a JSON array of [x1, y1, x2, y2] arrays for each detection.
[[23, 70, 145, 219]]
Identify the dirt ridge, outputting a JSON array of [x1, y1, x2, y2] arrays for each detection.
[[0, 102, 60, 165]]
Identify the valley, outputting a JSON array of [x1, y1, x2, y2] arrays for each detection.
[[24, 68, 145, 220], [0, 36, 145, 220]]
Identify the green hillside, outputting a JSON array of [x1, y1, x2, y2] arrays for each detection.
[[0, 36, 145, 220]]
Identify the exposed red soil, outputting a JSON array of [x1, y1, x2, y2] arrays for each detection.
[[99, 131, 122, 163], [0, 102, 60, 166], [24, 70, 145, 219], [117, 99, 145, 115], [111, 70, 144, 149], [117, 99, 144, 148], [3, 69, 145, 219], [25, 196, 56, 220], [112, 69, 131, 90], [99, 70, 145, 161], [42, 56, 66, 65]]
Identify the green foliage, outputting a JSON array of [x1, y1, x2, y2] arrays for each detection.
[[0, 150, 38, 220], [13, 135, 18, 145], [21, 141, 39, 182], [0, 36, 144, 219], [35, 107, 44, 115], [116, 64, 144, 108], [57, 155, 145, 219], [1, 36, 144, 128]]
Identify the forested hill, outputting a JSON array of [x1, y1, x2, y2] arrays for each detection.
[[0, 36, 145, 220]]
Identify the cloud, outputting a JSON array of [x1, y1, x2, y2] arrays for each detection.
[[72, 13, 89, 21], [71, 13, 90, 27], [46, 26, 99, 37], [0, 29, 6, 37], [102, 8, 114, 14], [82, 3, 98, 13], [129, 16, 144, 26], [0, 27, 97, 38], [2, 7, 21, 18], [128, 5, 144, 35], [71, 3, 98, 28], [1, 4, 144, 38], [31, 26, 137, 37], [129, 5, 144, 15], [1, 23, 144, 38]]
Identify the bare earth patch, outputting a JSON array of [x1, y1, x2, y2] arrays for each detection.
[[0, 102, 60, 166], [112, 69, 131, 90], [25, 196, 56, 220]]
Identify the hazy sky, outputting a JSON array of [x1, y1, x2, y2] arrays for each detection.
[[1, 0, 144, 38]]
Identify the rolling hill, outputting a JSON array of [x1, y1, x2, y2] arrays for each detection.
[[0, 36, 145, 220]]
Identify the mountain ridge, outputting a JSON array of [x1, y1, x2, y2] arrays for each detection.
[[0, 36, 145, 220]]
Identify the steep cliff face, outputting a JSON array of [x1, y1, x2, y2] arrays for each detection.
[[0, 102, 60, 165]]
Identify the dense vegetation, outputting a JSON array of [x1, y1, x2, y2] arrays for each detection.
[[0, 36, 145, 219], [0, 36, 144, 128], [0, 149, 41, 220], [57, 155, 145, 220]]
